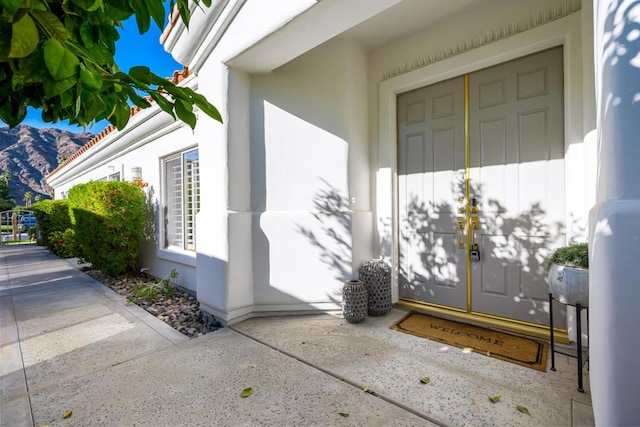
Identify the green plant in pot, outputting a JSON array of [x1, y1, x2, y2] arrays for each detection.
[[545, 242, 589, 306]]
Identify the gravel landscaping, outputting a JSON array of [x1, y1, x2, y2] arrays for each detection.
[[84, 268, 222, 337]]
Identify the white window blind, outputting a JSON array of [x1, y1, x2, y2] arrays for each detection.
[[163, 149, 199, 251]]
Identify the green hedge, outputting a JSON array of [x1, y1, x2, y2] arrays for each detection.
[[31, 200, 72, 247], [68, 181, 145, 276]]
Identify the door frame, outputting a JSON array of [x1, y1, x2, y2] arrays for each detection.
[[376, 12, 584, 340]]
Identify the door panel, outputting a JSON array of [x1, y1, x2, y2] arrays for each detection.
[[398, 76, 466, 309], [398, 47, 566, 327], [469, 47, 565, 324]]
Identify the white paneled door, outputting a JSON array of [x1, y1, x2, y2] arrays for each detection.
[[398, 47, 565, 326]]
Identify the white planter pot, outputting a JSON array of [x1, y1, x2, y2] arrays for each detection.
[[547, 264, 589, 306]]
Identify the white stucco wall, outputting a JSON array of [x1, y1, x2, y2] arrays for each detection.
[[247, 37, 372, 317]]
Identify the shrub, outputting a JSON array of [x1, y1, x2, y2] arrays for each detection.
[[546, 242, 589, 271], [47, 229, 80, 258], [32, 200, 72, 247], [68, 181, 145, 276]]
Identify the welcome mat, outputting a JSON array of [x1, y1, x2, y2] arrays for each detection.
[[391, 312, 548, 372]]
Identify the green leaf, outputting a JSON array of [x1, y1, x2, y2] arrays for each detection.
[[489, 396, 501, 403], [149, 92, 175, 119], [123, 88, 151, 109], [98, 24, 119, 54], [86, 0, 103, 12], [43, 75, 77, 97], [419, 377, 430, 384], [240, 387, 253, 398], [129, 66, 151, 84], [79, 92, 107, 123], [516, 405, 530, 415], [174, 99, 196, 129], [43, 39, 80, 81], [69, 0, 102, 12], [12, 50, 49, 84], [181, 87, 222, 123], [9, 14, 39, 58], [60, 90, 74, 109], [108, 101, 131, 130], [30, 10, 70, 43], [130, 0, 150, 33], [176, 0, 190, 28], [0, 94, 28, 127], [191, 93, 222, 123], [63, 409, 73, 418], [338, 412, 349, 418], [79, 64, 103, 91], [149, 71, 174, 88], [0, 0, 22, 15], [105, 0, 133, 21], [79, 23, 96, 47], [147, 0, 166, 30]]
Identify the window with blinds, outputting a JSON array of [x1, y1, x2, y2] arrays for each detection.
[[163, 148, 199, 251]]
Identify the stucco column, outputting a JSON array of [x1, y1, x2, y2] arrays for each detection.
[[590, 0, 640, 424]]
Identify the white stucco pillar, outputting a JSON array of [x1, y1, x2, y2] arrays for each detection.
[[590, 0, 640, 424]]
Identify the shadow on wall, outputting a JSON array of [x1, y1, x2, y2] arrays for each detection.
[[399, 179, 566, 325], [297, 178, 352, 307]]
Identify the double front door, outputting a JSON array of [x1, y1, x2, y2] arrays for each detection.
[[398, 47, 565, 326]]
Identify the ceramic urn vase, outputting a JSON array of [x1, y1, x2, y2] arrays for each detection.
[[547, 264, 589, 306]]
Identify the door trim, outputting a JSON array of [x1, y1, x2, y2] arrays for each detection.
[[377, 13, 583, 339], [464, 73, 472, 313]]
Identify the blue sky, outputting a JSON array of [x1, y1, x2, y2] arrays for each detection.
[[18, 17, 182, 134]]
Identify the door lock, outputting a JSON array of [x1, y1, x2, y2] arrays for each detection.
[[470, 243, 481, 261]]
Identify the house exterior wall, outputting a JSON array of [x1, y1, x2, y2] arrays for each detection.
[[247, 37, 372, 316], [48, 0, 597, 326], [45, 0, 639, 420], [163, 0, 383, 322]]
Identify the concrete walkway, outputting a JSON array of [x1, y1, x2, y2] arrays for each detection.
[[1, 244, 593, 426]]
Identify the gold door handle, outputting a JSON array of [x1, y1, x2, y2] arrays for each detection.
[[470, 216, 479, 230], [456, 217, 466, 249], [469, 216, 480, 259]]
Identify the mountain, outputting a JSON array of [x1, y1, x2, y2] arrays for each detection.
[[0, 125, 94, 204]]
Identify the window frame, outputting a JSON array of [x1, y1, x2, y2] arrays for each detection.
[[161, 146, 200, 254]]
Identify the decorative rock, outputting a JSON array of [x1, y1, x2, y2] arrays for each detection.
[[359, 259, 393, 316], [83, 268, 222, 338]]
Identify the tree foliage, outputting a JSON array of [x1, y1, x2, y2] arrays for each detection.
[[0, 170, 14, 211], [23, 190, 32, 206], [0, 0, 221, 130]]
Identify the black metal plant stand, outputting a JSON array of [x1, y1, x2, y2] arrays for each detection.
[[549, 293, 589, 393]]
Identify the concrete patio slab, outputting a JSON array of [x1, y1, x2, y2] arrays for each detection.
[[233, 312, 593, 426], [29, 328, 433, 426]]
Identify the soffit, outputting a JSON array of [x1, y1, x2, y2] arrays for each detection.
[[227, 0, 489, 73], [340, 0, 490, 50]]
